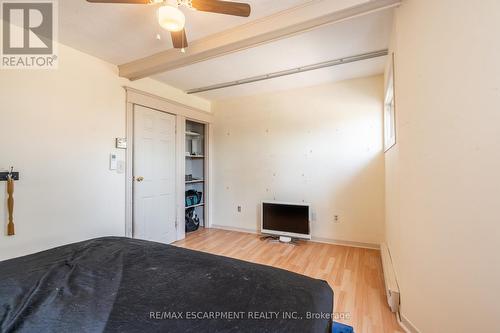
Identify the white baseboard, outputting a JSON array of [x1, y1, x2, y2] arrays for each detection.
[[210, 225, 379, 250], [211, 224, 259, 235], [398, 312, 420, 333], [311, 236, 379, 250]]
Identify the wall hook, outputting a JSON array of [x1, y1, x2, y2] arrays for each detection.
[[0, 167, 19, 182]]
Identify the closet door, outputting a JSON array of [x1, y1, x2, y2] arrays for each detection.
[[133, 105, 177, 244]]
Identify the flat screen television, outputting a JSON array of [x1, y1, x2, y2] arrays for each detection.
[[261, 201, 311, 241]]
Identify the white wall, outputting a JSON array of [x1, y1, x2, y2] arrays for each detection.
[[385, 1, 500, 332], [212, 76, 385, 246], [0, 42, 210, 261]]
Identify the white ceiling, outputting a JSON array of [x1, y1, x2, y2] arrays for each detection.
[[59, 1, 394, 101], [60, 0, 309, 64], [153, 9, 394, 100]]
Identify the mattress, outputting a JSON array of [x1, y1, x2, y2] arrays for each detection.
[[0, 237, 333, 333]]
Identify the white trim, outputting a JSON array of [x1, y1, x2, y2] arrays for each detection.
[[124, 87, 213, 121], [124, 87, 213, 242], [176, 115, 186, 240], [204, 123, 213, 228], [210, 225, 380, 250], [211, 224, 258, 235], [311, 236, 379, 250], [125, 100, 134, 238], [384, 52, 396, 152], [398, 312, 421, 333]]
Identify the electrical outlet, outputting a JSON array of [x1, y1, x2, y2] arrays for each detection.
[[333, 215, 340, 223], [237, 206, 242, 213]]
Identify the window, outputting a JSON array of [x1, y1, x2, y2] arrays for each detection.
[[384, 54, 396, 151]]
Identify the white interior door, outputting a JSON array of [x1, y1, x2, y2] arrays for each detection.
[[133, 105, 177, 244]]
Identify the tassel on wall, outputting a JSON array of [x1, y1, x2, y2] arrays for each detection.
[[7, 172, 15, 236], [1, 167, 19, 236]]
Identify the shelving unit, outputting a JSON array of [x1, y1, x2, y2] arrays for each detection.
[[185, 120, 206, 231], [185, 179, 204, 184], [185, 203, 205, 209]]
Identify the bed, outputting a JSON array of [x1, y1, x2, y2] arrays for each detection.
[[0, 237, 333, 333]]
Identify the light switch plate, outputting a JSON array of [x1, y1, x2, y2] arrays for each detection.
[[115, 138, 127, 149], [117, 160, 125, 174], [110, 154, 117, 170]]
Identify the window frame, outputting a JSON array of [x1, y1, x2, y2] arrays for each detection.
[[384, 53, 396, 152]]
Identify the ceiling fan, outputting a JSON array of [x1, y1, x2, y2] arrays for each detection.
[[86, 0, 251, 52]]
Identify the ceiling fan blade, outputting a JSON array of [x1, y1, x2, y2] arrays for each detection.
[[86, 0, 150, 4], [171, 29, 188, 49], [191, 0, 251, 17]]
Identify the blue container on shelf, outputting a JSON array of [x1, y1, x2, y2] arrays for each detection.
[[185, 190, 203, 207]]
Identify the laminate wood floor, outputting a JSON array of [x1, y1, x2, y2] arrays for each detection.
[[174, 228, 404, 333]]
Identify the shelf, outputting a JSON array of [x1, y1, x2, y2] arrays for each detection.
[[186, 203, 204, 209], [186, 155, 205, 159], [186, 131, 201, 137], [186, 179, 204, 184]]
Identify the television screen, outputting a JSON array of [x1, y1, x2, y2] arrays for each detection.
[[262, 202, 310, 236]]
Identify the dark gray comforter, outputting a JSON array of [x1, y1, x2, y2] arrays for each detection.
[[0, 237, 333, 333]]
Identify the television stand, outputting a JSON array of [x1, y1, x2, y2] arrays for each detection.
[[279, 236, 292, 243], [260, 235, 300, 245]]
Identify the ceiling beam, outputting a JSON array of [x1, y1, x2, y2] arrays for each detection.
[[119, 0, 401, 80]]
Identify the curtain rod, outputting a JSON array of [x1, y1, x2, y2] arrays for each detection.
[[186, 49, 389, 94]]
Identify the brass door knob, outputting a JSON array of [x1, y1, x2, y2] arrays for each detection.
[[135, 176, 144, 182]]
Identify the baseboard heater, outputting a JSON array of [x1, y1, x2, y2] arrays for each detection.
[[380, 243, 400, 312]]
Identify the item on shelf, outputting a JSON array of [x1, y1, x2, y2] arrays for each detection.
[[185, 174, 193, 181], [191, 138, 200, 155], [185, 190, 199, 207], [185, 190, 203, 207], [186, 131, 200, 137], [185, 208, 200, 232]]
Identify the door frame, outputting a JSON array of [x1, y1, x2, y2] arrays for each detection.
[[125, 87, 213, 241]]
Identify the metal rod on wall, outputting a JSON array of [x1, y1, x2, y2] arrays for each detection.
[[185, 49, 389, 94]]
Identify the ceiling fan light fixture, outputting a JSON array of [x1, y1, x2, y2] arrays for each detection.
[[158, 5, 185, 32]]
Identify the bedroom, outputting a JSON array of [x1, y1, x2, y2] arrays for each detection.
[[1, 1, 499, 333]]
